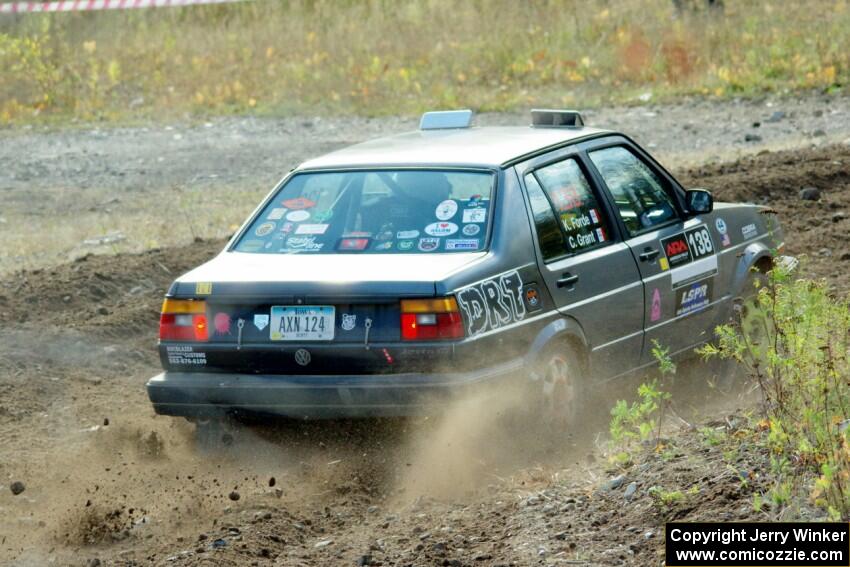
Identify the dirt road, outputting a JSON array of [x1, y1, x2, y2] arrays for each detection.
[[1, 99, 850, 566]]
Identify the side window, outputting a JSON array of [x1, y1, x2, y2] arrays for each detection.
[[524, 174, 566, 261], [588, 146, 678, 236], [529, 158, 611, 257]]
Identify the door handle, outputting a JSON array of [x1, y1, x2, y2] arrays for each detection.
[[556, 273, 579, 288], [639, 247, 660, 262]]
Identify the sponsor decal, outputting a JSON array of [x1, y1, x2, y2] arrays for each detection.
[[239, 239, 264, 252], [213, 312, 231, 334], [341, 313, 357, 331], [295, 223, 329, 235], [255, 222, 276, 236], [424, 222, 458, 236], [462, 224, 480, 236], [166, 345, 206, 366], [294, 348, 311, 366], [418, 237, 440, 252], [456, 270, 526, 336], [195, 282, 212, 295], [661, 234, 692, 267], [312, 210, 333, 222], [373, 241, 393, 251], [282, 197, 315, 210], [396, 229, 419, 239], [676, 278, 713, 316], [338, 237, 370, 251], [435, 199, 458, 220], [267, 207, 287, 220], [715, 217, 727, 234], [721, 233, 731, 247], [280, 222, 295, 234], [375, 230, 394, 241], [445, 239, 479, 250], [397, 240, 414, 251], [548, 185, 585, 211], [650, 288, 662, 322], [284, 236, 323, 252], [285, 210, 311, 222], [462, 208, 487, 223], [661, 225, 715, 269], [253, 314, 269, 331], [741, 223, 758, 240], [467, 194, 483, 207], [659, 257, 670, 271], [524, 285, 541, 310]]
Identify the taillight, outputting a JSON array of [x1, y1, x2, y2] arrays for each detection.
[[159, 299, 208, 341], [400, 297, 464, 341]]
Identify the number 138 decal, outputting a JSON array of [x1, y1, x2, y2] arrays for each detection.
[[685, 225, 714, 259]]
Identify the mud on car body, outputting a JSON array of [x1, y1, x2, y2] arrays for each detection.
[[147, 109, 793, 423]]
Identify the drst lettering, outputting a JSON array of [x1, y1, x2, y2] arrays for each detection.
[[456, 270, 526, 336]]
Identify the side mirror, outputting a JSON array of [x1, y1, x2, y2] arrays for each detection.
[[685, 189, 713, 215]]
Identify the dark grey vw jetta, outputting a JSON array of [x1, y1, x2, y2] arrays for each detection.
[[147, 109, 791, 426]]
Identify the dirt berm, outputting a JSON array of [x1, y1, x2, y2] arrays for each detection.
[[0, 145, 848, 566]]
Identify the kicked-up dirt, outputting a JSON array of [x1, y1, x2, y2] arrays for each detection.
[[1, 140, 849, 566]]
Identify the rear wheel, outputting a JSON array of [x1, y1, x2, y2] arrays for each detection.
[[528, 343, 588, 434]]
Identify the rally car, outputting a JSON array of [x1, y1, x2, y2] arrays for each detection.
[[147, 109, 789, 429]]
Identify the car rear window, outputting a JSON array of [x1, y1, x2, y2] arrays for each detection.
[[233, 169, 494, 254]]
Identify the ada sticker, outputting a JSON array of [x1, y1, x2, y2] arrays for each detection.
[[267, 207, 287, 220], [676, 278, 712, 316], [661, 234, 692, 267], [462, 208, 487, 223], [462, 224, 480, 236], [285, 210, 311, 222], [445, 239, 479, 251], [255, 222, 276, 236], [418, 237, 440, 251], [425, 222, 458, 236], [435, 199, 458, 220], [295, 223, 328, 235], [456, 270, 526, 336], [282, 197, 316, 210], [338, 238, 370, 251], [341, 313, 356, 331], [650, 288, 662, 322], [254, 314, 269, 331], [396, 230, 419, 239], [741, 223, 758, 240]]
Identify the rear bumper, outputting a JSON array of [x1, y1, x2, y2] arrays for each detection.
[[146, 359, 524, 419]]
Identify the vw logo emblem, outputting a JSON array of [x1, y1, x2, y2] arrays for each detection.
[[294, 348, 311, 366]]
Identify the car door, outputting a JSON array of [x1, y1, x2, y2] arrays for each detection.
[[585, 141, 720, 363], [516, 152, 644, 380]]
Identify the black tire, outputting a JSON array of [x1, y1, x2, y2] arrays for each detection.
[[526, 343, 590, 434]]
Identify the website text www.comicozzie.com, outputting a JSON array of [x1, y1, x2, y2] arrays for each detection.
[[665, 522, 850, 567]]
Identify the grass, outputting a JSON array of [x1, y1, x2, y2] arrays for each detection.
[[0, 0, 848, 125]]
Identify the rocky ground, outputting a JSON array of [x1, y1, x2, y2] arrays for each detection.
[[1, 97, 850, 566]]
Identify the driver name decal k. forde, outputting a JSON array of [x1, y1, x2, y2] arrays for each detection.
[[456, 270, 526, 336]]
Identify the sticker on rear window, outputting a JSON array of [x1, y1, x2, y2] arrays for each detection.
[[425, 222, 458, 236], [338, 238, 370, 251], [285, 210, 310, 222], [445, 239, 479, 250], [462, 208, 487, 223], [255, 222, 276, 236], [435, 199, 458, 220], [295, 224, 329, 235], [267, 208, 287, 220], [418, 237, 440, 251], [282, 197, 315, 210]]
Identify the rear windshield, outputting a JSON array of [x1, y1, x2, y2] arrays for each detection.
[[234, 169, 495, 254]]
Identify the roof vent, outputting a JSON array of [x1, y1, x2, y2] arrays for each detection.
[[530, 109, 584, 128], [420, 109, 473, 130]]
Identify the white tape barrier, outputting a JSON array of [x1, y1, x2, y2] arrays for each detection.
[[0, 0, 250, 14]]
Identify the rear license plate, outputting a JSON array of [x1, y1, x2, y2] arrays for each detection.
[[269, 306, 335, 341]]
